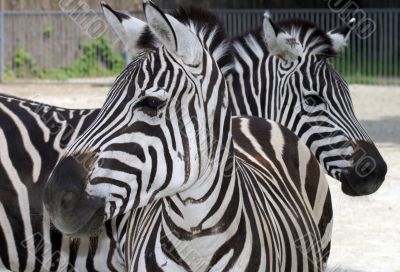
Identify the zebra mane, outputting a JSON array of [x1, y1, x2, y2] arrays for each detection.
[[137, 6, 233, 74], [279, 19, 337, 56], [234, 18, 337, 57]]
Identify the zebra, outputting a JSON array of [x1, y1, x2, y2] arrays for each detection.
[[1, 3, 382, 267], [0, 94, 125, 271], [105, 7, 387, 196], [44, 2, 332, 271], [0, 8, 323, 272], [4, 3, 386, 271], [0, 4, 388, 271], [227, 13, 387, 196]]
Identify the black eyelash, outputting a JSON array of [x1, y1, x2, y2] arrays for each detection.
[[304, 94, 326, 106], [135, 97, 166, 116]]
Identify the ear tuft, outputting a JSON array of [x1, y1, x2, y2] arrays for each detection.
[[263, 12, 303, 61], [327, 19, 355, 53], [143, 1, 203, 66], [102, 2, 148, 52], [263, 10, 282, 38], [263, 11, 272, 20], [144, 0, 178, 52], [101, 1, 130, 23]]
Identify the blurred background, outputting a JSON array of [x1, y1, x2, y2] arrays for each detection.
[[0, 0, 399, 84], [0, 1, 399, 272]]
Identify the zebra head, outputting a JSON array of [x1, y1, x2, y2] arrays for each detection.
[[230, 14, 386, 196], [44, 2, 232, 237]]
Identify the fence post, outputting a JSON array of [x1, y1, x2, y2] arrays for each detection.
[[0, 12, 4, 82]]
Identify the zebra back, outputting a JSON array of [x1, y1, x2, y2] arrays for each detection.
[[0, 94, 125, 271]]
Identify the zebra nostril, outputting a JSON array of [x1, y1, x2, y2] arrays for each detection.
[[60, 191, 79, 210], [356, 158, 376, 178]]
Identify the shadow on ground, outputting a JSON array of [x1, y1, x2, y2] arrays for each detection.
[[360, 116, 400, 145], [328, 269, 365, 272], [327, 265, 368, 272]]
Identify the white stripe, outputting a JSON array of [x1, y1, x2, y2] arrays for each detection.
[[0, 128, 36, 271], [0, 202, 20, 271], [0, 104, 42, 183]]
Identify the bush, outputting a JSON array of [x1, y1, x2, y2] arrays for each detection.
[[9, 48, 42, 79], [43, 24, 54, 40], [6, 38, 125, 80], [42, 37, 125, 80]]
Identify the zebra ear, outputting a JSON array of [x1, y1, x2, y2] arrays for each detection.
[[262, 11, 303, 61], [101, 1, 147, 51], [143, 0, 202, 66], [327, 18, 356, 53]]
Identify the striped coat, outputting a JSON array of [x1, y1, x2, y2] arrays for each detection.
[[0, 94, 122, 271], [44, 3, 332, 271]]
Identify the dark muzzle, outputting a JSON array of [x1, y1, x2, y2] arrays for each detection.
[[43, 156, 105, 237]]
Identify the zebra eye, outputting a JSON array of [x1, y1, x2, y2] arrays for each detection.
[[304, 94, 326, 107], [135, 97, 167, 115]]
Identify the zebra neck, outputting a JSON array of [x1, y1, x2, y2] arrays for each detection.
[[158, 125, 238, 239], [160, 150, 239, 264], [228, 35, 298, 119]]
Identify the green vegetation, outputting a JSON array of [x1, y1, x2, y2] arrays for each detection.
[[4, 39, 399, 85], [41, 38, 125, 80], [330, 48, 400, 85], [7, 48, 42, 79], [5, 38, 125, 81], [4, 64, 16, 81], [43, 24, 54, 40]]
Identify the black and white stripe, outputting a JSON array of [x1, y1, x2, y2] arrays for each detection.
[[44, 3, 331, 271], [5, 5, 385, 271], [0, 94, 123, 271], [227, 14, 387, 196]]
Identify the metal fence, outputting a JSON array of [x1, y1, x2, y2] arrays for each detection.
[[0, 9, 399, 85]]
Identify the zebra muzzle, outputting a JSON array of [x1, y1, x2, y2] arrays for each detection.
[[43, 156, 106, 237]]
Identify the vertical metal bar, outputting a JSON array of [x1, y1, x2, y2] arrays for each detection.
[[395, 10, 399, 85], [355, 15, 360, 84], [227, 12, 231, 37], [345, 14, 349, 81], [353, 14, 357, 83], [363, 12, 367, 84], [11, 12, 14, 77], [389, 11, 393, 84], [0, 12, 4, 82], [237, 11, 240, 36], [383, 11, 387, 84], [373, 12, 377, 82], [368, 10, 372, 81], [379, 12, 383, 82]]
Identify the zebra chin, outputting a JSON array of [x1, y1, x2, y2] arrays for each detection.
[[43, 156, 106, 238], [339, 140, 387, 196]]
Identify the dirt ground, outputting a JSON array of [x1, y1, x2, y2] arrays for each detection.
[[0, 83, 399, 272]]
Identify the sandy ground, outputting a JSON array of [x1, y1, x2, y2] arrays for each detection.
[[0, 83, 399, 272]]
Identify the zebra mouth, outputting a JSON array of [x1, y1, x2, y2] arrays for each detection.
[[341, 181, 360, 196], [340, 171, 384, 197], [64, 206, 105, 238]]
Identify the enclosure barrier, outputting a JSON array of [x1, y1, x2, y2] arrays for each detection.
[[0, 9, 398, 85]]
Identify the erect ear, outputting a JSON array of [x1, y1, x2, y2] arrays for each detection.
[[262, 11, 303, 61], [327, 18, 356, 53], [143, 0, 203, 66], [101, 1, 148, 51]]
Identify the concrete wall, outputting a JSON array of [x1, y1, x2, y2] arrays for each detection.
[[0, 0, 141, 11]]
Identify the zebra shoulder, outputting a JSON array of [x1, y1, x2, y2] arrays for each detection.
[[232, 116, 330, 219]]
